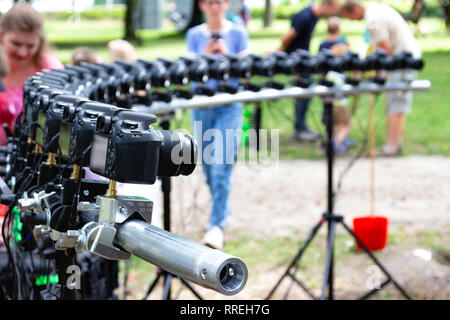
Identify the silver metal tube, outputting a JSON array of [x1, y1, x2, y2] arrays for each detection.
[[132, 80, 431, 115], [114, 219, 248, 296]]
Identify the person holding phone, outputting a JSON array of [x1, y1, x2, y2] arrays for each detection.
[[186, 0, 249, 249]]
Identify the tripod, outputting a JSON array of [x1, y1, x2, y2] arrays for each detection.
[[266, 98, 412, 300], [142, 119, 203, 300]]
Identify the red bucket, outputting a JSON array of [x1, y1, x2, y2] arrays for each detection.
[[353, 216, 389, 251]]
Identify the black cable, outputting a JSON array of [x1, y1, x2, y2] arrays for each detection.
[[1, 132, 61, 299]]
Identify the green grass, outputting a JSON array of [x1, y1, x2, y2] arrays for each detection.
[[45, 17, 450, 159]]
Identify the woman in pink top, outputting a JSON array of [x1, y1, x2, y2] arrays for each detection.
[[0, 3, 63, 145]]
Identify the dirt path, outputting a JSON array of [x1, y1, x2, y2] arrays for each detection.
[[130, 155, 450, 300], [165, 155, 450, 239]]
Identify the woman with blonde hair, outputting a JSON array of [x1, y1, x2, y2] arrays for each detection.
[[0, 3, 63, 145]]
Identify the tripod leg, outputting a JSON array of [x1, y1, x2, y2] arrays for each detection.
[[142, 271, 162, 300], [320, 219, 337, 300], [265, 219, 324, 300], [340, 221, 412, 300], [179, 278, 204, 300], [162, 273, 173, 300], [286, 272, 317, 299]]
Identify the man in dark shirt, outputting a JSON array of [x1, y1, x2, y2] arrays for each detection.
[[279, 0, 340, 142], [402, 0, 425, 35]]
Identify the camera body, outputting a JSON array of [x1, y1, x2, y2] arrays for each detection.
[[90, 108, 197, 184], [227, 54, 252, 79], [113, 60, 147, 95], [202, 54, 230, 82], [60, 100, 113, 166], [139, 59, 170, 88], [248, 54, 276, 77], [25, 87, 69, 142], [383, 51, 424, 70], [181, 56, 210, 83], [159, 58, 189, 86], [305, 49, 335, 74], [329, 51, 363, 72], [90, 109, 159, 184], [36, 94, 82, 154]]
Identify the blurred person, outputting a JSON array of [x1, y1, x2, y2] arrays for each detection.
[[318, 16, 349, 55], [71, 47, 104, 65], [340, 0, 422, 156], [0, 3, 63, 146], [402, 0, 426, 36], [319, 16, 354, 155], [278, 0, 340, 143], [0, 45, 7, 246], [239, 0, 251, 27], [186, 0, 249, 249], [441, 0, 450, 30], [108, 39, 136, 62]]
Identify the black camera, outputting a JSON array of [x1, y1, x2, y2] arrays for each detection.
[[226, 54, 252, 79], [181, 56, 210, 83], [60, 101, 113, 166], [138, 59, 170, 89], [158, 58, 189, 86], [383, 51, 424, 71], [202, 54, 230, 82], [400, 51, 424, 70], [360, 49, 389, 71], [112, 60, 148, 95], [305, 49, 335, 74], [24, 87, 69, 142], [90, 109, 197, 184], [248, 54, 276, 77], [328, 51, 363, 72], [35, 94, 83, 154]]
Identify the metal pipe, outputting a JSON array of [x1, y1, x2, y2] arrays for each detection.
[[132, 80, 431, 115], [114, 219, 248, 296]]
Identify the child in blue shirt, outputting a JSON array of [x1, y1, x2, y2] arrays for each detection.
[[319, 17, 354, 155], [185, 0, 249, 249]]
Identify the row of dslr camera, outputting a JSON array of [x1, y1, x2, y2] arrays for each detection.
[[1, 85, 198, 191], [0, 64, 250, 298], [23, 48, 424, 110], [2, 47, 423, 185]]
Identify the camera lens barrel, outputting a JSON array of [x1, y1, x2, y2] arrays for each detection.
[[157, 130, 198, 177]]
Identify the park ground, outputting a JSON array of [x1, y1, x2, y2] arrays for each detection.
[[45, 14, 450, 299]]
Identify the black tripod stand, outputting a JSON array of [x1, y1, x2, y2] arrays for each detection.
[[142, 119, 203, 300], [266, 98, 412, 300]]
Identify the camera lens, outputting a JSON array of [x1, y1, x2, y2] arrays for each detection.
[[157, 130, 197, 177]]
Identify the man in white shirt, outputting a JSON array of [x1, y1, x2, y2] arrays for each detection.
[[340, 1, 422, 156]]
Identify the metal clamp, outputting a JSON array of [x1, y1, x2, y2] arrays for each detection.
[[84, 223, 131, 260], [96, 195, 153, 225], [17, 190, 59, 212], [55, 230, 82, 251]]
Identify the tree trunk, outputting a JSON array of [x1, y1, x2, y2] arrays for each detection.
[[183, 0, 204, 32], [124, 0, 142, 45], [263, 0, 273, 28]]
